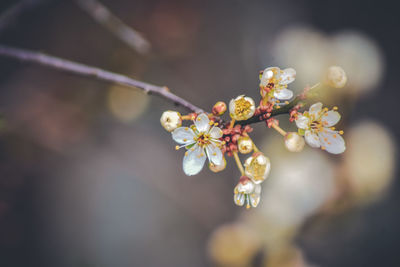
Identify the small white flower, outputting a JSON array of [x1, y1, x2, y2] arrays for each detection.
[[284, 132, 305, 152], [160, 110, 182, 132], [244, 152, 271, 184], [237, 136, 254, 154], [234, 176, 261, 209], [229, 95, 256, 121], [172, 113, 223, 176], [295, 102, 346, 154], [259, 66, 296, 100]]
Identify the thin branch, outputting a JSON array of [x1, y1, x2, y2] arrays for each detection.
[[0, 0, 46, 34], [0, 44, 204, 113], [73, 0, 151, 54]]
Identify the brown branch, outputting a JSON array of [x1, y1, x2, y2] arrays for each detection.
[[73, 0, 151, 54], [0, 44, 204, 113], [236, 97, 302, 126]]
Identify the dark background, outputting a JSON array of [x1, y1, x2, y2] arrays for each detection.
[[0, 0, 399, 266]]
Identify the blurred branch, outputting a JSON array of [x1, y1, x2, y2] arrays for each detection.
[[0, 0, 45, 34], [0, 44, 204, 113], [73, 0, 151, 54]]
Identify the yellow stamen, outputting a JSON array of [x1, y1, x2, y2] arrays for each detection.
[[175, 145, 180, 150]]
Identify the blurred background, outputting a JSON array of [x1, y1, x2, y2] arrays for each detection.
[[0, 0, 399, 266]]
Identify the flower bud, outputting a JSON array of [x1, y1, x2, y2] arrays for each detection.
[[284, 132, 305, 152], [229, 95, 256, 121], [238, 136, 253, 154], [325, 66, 347, 88], [244, 152, 271, 184], [233, 176, 262, 208], [236, 176, 255, 194], [160, 110, 182, 132], [209, 156, 227, 173], [212, 101, 227, 116]]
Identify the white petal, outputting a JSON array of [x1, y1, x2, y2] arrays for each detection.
[[183, 145, 206, 176], [295, 115, 310, 129], [273, 88, 293, 100], [318, 129, 346, 154], [309, 102, 323, 117], [321, 110, 341, 127], [280, 68, 296, 85], [254, 184, 261, 195], [228, 99, 235, 115], [172, 127, 196, 145], [234, 193, 245, 206], [250, 193, 260, 208], [209, 126, 223, 139], [260, 67, 281, 86], [305, 130, 321, 148], [206, 142, 223, 166], [194, 113, 210, 133]]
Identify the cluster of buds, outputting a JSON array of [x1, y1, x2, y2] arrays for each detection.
[[160, 66, 347, 209]]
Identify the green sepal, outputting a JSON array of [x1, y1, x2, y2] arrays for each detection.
[[298, 128, 305, 136], [185, 143, 196, 150]]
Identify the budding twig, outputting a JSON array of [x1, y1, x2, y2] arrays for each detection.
[[0, 44, 204, 113]]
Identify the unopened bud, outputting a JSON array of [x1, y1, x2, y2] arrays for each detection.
[[238, 136, 253, 154], [325, 66, 347, 88], [209, 157, 227, 173], [284, 132, 305, 152], [212, 101, 227, 116], [160, 110, 182, 132]]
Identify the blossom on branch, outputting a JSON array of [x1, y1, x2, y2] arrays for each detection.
[[234, 176, 261, 209], [172, 113, 224, 176], [229, 95, 256, 121], [295, 102, 346, 154], [259, 66, 296, 100]]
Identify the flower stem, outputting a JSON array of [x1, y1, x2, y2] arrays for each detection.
[[272, 123, 287, 136], [232, 151, 245, 176], [229, 118, 236, 128]]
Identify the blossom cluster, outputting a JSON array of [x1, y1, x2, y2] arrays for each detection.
[[160, 66, 346, 209]]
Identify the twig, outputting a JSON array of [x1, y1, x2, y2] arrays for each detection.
[[0, 44, 204, 113], [73, 0, 151, 54], [0, 0, 46, 34]]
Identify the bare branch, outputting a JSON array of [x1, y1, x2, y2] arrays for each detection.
[[0, 0, 46, 34], [73, 0, 151, 54], [0, 44, 204, 113]]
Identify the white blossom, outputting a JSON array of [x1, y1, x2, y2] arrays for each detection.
[[172, 113, 223, 176], [229, 95, 256, 121], [259, 67, 296, 100], [295, 102, 345, 154], [234, 176, 261, 209], [244, 152, 271, 184]]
